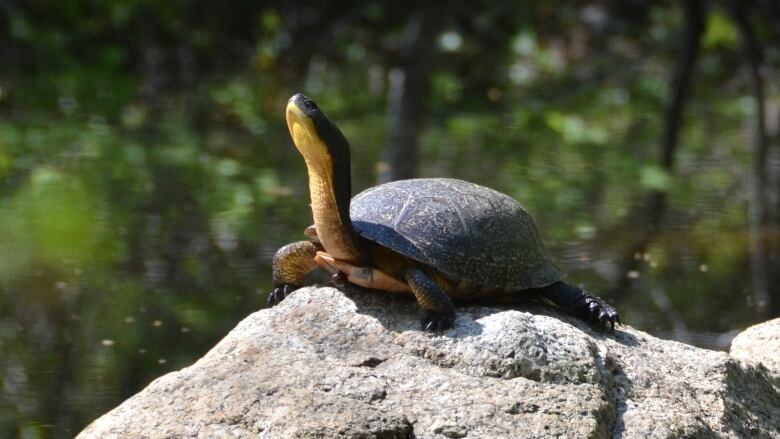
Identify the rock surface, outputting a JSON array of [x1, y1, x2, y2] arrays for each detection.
[[730, 318, 780, 377], [78, 286, 780, 438]]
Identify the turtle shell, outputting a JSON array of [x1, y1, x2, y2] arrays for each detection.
[[349, 178, 564, 289]]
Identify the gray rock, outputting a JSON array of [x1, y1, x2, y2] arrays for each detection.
[[730, 318, 780, 375], [78, 286, 780, 439]]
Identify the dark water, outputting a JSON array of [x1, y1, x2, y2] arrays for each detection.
[[0, 115, 761, 438]]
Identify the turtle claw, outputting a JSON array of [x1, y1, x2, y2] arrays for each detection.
[[584, 295, 620, 331], [268, 283, 298, 306], [420, 311, 454, 333]]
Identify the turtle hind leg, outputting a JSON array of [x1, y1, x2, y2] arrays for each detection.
[[537, 281, 620, 330], [269, 240, 320, 305], [405, 268, 456, 332]]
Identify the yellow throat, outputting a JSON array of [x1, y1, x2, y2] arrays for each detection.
[[285, 100, 363, 263]]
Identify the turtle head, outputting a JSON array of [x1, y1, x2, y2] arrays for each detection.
[[286, 94, 351, 170]]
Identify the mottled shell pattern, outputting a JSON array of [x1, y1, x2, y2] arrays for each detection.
[[350, 178, 564, 289]]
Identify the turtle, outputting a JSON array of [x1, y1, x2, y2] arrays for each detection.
[[268, 93, 619, 331]]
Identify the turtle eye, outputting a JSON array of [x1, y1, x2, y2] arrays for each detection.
[[303, 98, 318, 111]]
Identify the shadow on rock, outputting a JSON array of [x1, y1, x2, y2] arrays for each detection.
[[723, 358, 780, 437]]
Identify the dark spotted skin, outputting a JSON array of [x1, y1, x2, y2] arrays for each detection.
[[532, 282, 620, 329], [405, 268, 456, 332]]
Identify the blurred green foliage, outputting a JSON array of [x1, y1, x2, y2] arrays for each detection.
[[0, 0, 777, 436]]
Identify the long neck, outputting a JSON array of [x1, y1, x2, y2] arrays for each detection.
[[304, 153, 364, 264]]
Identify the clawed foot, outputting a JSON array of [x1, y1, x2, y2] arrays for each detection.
[[267, 283, 298, 306], [420, 311, 455, 333], [583, 295, 620, 330]]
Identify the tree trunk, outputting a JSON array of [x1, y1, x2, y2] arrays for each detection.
[[377, 9, 441, 183], [612, 0, 706, 303], [733, 1, 773, 320]]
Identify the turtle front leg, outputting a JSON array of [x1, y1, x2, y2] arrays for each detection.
[[405, 268, 456, 332], [269, 240, 320, 305], [537, 281, 620, 330]]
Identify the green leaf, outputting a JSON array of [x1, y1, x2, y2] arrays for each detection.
[[703, 11, 738, 49], [639, 165, 672, 191]]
